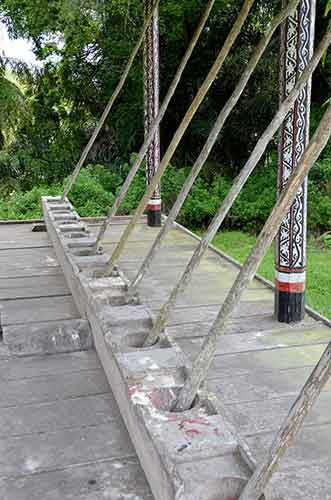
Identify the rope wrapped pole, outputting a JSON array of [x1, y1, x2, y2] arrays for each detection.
[[130, 0, 304, 294], [103, 0, 255, 275], [275, 0, 316, 323], [239, 341, 331, 500], [139, 25, 331, 346], [61, 0, 160, 201], [173, 101, 331, 413], [94, 0, 216, 248], [144, 0, 161, 227]]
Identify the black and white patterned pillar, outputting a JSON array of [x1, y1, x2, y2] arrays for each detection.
[[275, 0, 316, 322], [143, 0, 161, 227]]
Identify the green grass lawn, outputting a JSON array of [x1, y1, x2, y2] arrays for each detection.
[[207, 231, 331, 320]]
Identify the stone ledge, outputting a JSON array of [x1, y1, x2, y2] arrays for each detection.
[[42, 196, 257, 500]]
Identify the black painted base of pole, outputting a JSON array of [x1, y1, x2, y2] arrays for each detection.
[[275, 290, 305, 323], [147, 209, 162, 227]]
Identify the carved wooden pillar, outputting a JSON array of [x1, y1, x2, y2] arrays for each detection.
[[275, 0, 316, 322], [143, 0, 161, 227]]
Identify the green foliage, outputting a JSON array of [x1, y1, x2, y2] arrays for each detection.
[[0, 185, 61, 220], [0, 66, 29, 148], [0, 0, 331, 240], [65, 166, 115, 217], [319, 231, 331, 248], [1, 152, 331, 236]]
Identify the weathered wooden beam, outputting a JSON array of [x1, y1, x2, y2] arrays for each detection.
[[94, 0, 217, 247], [173, 101, 331, 412], [132, 0, 320, 302], [104, 0, 256, 275], [61, 0, 160, 200]]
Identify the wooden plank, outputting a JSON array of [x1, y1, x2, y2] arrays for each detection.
[[0, 247, 59, 269], [225, 391, 331, 436], [0, 420, 134, 478], [145, 288, 276, 309], [209, 366, 323, 404], [153, 301, 274, 326], [0, 457, 152, 500], [0, 265, 63, 279], [0, 369, 109, 408], [0, 224, 42, 235], [245, 424, 331, 469], [0, 351, 100, 381], [0, 393, 121, 439], [0, 238, 51, 250], [0, 275, 69, 300], [176, 323, 328, 352], [267, 463, 331, 500], [0, 296, 80, 325], [210, 343, 326, 376]]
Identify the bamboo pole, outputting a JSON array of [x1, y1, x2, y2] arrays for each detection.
[[61, 0, 160, 201], [94, 0, 216, 248], [103, 0, 256, 275], [239, 341, 331, 500], [131, 0, 308, 294], [140, 27, 331, 346], [173, 101, 331, 412]]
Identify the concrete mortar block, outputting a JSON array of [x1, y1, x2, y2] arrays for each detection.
[[73, 253, 110, 269], [42, 197, 88, 318], [115, 347, 187, 381], [58, 223, 87, 233], [67, 237, 97, 249], [98, 304, 153, 333], [53, 213, 78, 222], [46, 195, 62, 201], [42, 196, 259, 500], [79, 269, 139, 307], [48, 203, 71, 211], [46, 198, 138, 308], [177, 455, 251, 500], [140, 402, 239, 463], [107, 326, 172, 353], [127, 384, 249, 499]]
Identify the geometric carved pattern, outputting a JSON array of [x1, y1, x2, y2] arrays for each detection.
[[143, 0, 161, 211], [276, 0, 315, 290]]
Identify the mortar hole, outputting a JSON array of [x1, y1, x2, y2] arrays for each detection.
[[65, 232, 89, 239], [169, 396, 199, 413], [125, 332, 171, 350], [72, 248, 96, 256]]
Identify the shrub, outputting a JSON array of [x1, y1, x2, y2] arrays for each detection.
[[1, 153, 331, 236], [65, 168, 115, 217], [0, 185, 62, 220]]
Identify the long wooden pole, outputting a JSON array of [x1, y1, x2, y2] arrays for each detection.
[[173, 101, 331, 412], [139, 27, 331, 346], [239, 341, 331, 500], [132, 0, 310, 295], [103, 0, 256, 275], [94, 0, 216, 248], [61, 0, 160, 201]]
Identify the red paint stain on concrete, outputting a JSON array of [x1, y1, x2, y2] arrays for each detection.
[[184, 429, 201, 436]]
